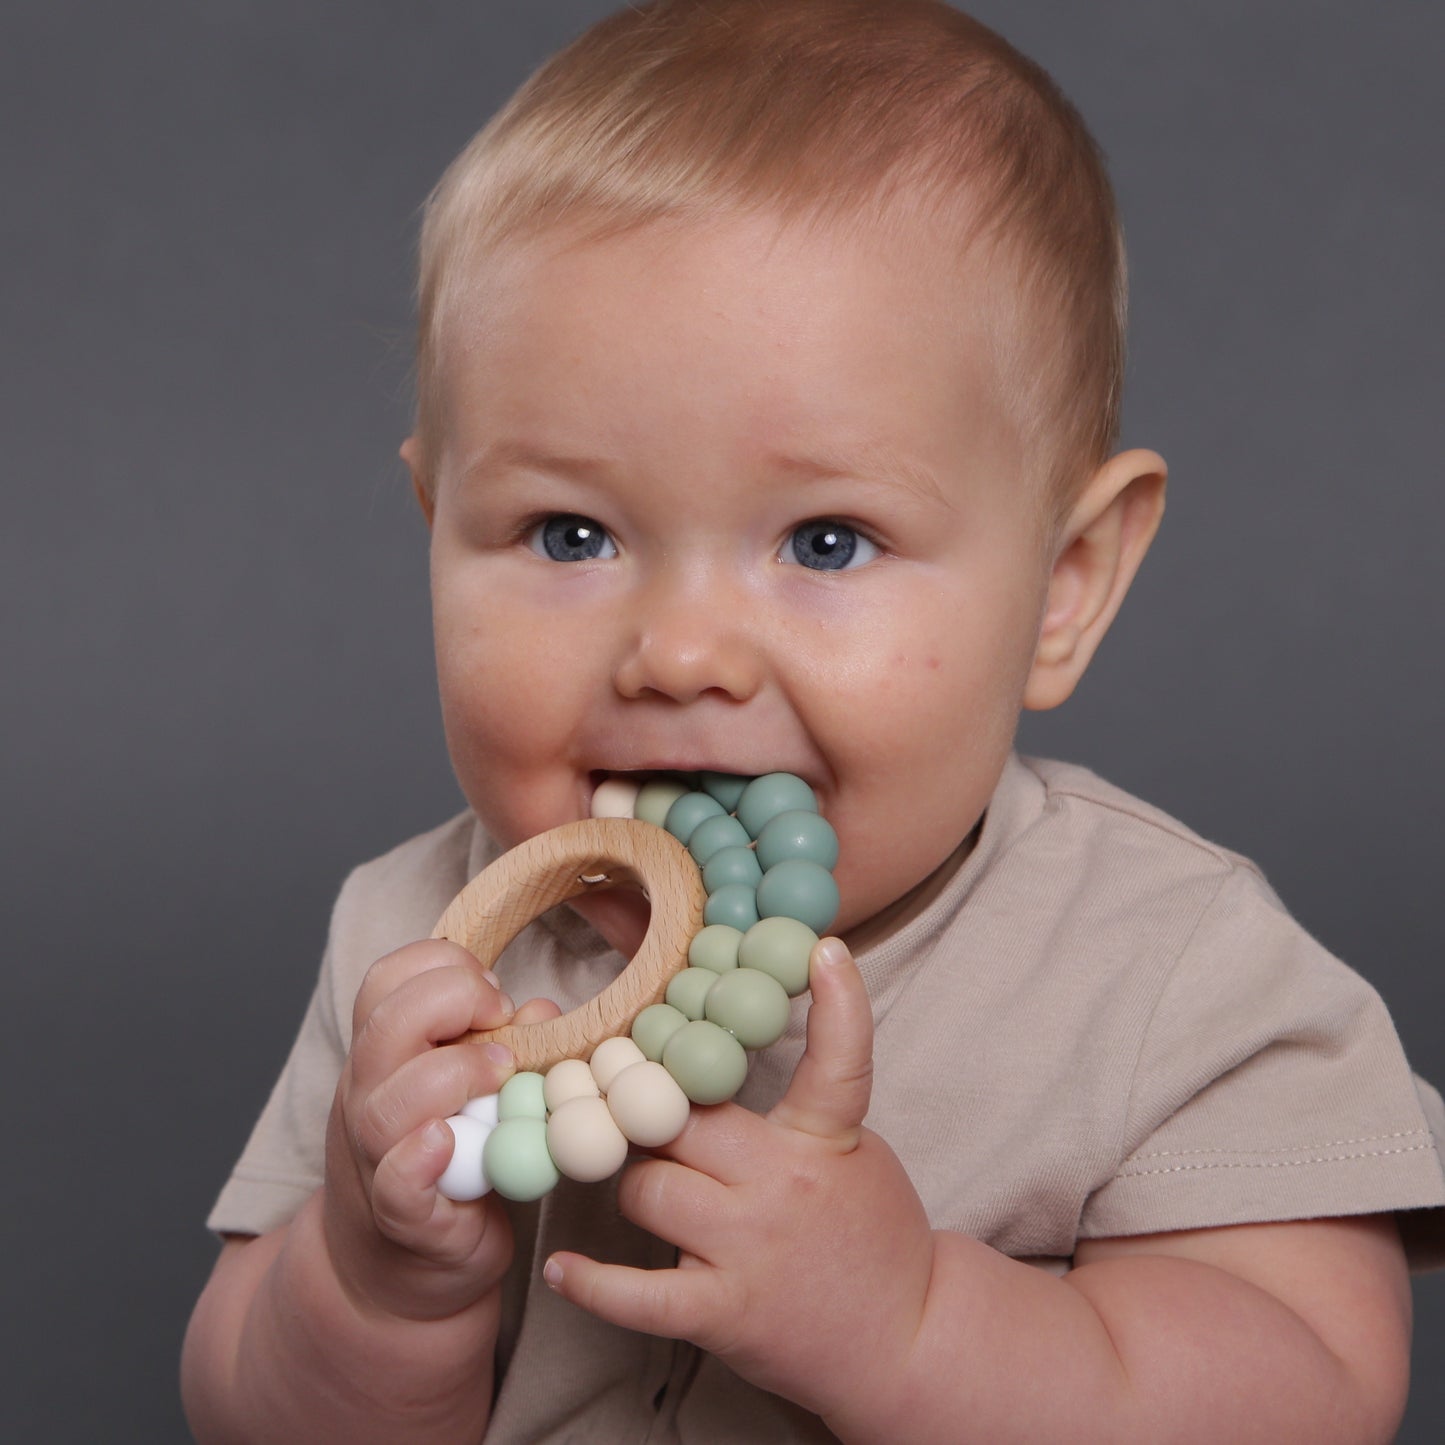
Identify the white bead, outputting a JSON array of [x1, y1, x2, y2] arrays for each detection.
[[591, 777, 641, 819], [606, 1061, 692, 1147], [589, 1035, 647, 1093], [459, 1093, 500, 1128], [543, 1057, 601, 1112], [546, 1096, 630, 1182], [438, 1113, 493, 1200]]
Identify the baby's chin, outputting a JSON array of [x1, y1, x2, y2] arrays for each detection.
[[565, 884, 654, 959]]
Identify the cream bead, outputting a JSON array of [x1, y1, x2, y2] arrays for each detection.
[[605, 1060, 692, 1147], [589, 1034, 647, 1092], [543, 1057, 601, 1111], [546, 1096, 630, 1182]]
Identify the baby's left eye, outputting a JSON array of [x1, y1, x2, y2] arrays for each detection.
[[780, 520, 880, 572]]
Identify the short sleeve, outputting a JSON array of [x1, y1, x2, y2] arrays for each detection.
[[1080, 867, 1445, 1266]]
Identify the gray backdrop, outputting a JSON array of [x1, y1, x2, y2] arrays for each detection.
[[5, 2, 1441, 1440]]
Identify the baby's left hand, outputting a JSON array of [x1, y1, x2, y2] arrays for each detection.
[[543, 938, 934, 1420]]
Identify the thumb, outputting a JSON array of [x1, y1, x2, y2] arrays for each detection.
[[768, 937, 873, 1146]]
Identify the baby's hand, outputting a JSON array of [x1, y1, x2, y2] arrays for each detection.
[[322, 940, 559, 1323], [543, 939, 934, 1422]]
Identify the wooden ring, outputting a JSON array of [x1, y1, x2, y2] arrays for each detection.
[[431, 817, 707, 1072]]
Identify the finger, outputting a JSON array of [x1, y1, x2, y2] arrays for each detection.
[[650, 1099, 768, 1185], [614, 1155, 732, 1256], [352, 939, 488, 1036], [509, 995, 563, 1027], [768, 937, 873, 1146], [542, 1251, 734, 1348]]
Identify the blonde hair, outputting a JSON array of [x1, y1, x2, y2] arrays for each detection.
[[413, 0, 1125, 509]]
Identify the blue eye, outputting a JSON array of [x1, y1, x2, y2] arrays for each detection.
[[530, 515, 617, 562], [782, 520, 879, 572]]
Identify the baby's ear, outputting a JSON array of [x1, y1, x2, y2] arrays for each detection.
[[1024, 448, 1166, 711], [401, 435, 435, 527]]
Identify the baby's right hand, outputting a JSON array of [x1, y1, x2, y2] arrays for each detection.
[[320, 939, 558, 1323]]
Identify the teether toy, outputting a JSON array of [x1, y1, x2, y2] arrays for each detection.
[[433, 772, 838, 1201]]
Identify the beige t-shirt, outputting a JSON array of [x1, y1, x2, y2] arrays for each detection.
[[209, 756, 1445, 1443]]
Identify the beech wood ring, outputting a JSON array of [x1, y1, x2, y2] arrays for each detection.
[[431, 817, 707, 1073]]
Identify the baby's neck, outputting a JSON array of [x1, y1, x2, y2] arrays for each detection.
[[842, 828, 978, 958]]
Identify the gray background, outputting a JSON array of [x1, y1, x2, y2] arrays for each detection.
[[4, 2, 1441, 1439]]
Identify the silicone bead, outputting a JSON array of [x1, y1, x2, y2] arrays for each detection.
[[543, 1057, 601, 1111], [737, 773, 818, 838], [702, 843, 764, 893], [482, 1117, 559, 1201], [438, 1114, 493, 1201], [632, 1002, 690, 1061], [754, 810, 840, 871], [459, 1092, 500, 1129], [606, 1060, 692, 1146], [634, 778, 691, 827], [756, 858, 840, 934], [662, 1019, 750, 1104], [498, 1071, 548, 1121], [687, 922, 744, 973], [699, 771, 749, 810], [738, 916, 819, 997], [686, 812, 752, 865], [588, 1034, 647, 1092], [703, 966, 791, 1049], [590, 776, 641, 819], [546, 1096, 630, 1182], [666, 965, 722, 1021], [664, 790, 727, 845], [704, 881, 761, 931]]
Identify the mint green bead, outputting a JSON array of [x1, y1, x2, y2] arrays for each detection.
[[634, 778, 690, 827], [702, 843, 764, 893], [704, 966, 791, 1049], [737, 772, 817, 839], [687, 812, 751, 865], [756, 858, 839, 934], [704, 881, 760, 930], [662, 1019, 749, 1104], [666, 966, 722, 1021], [688, 923, 744, 973], [664, 790, 726, 844], [738, 915, 819, 997], [632, 1002, 689, 1062], [755, 810, 840, 871], [699, 771, 749, 810], [482, 1117, 560, 1201], [497, 1071, 548, 1121]]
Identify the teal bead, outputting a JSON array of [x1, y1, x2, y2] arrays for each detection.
[[699, 772, 749, 810], [497, 1071, 548, 1121], [754, 810, 839, 871], [666, 965, 722, 1021], [737, 773, 818, 839], [738, 916, 819, 997], [687, 812, 752, 865], [482, 1117, 560, 1201], [688, 923, 744, 973], [702, 843, 764, 893], [634, 778, 690, 827], [704, 882, 761, 931], [756, 858, 839, 934], [704, 967, 791, 1049], [664, 790, 727, 844], [632, 1002, 689, 1062], [662, 1019, 749, 1104]]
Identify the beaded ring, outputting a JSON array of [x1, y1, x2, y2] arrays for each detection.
[[434, 772, 839, 1202]]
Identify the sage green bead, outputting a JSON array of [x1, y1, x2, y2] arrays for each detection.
[[702, 843, 764, 893], [634, 778, 691, 827], [666, 965, 722, 1021], [687, 812, 751, 865], [664, 790, 726, 844], [482, 1117, 560, 1201], [497, 1071, 548, 1121], [704, 881, 760, 931], [632, 1002, 689, 1062], [738, 916, 819, 997], [699, 771, 749, 810], [737, 772, 818, 839], [754, 810, 840, 872], [756, 858, 839, 934], [688, 923, 744, 973], [704, 966, 791, 1049], [662, 1019, 749, 1104]]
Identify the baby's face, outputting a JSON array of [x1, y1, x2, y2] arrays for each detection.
[[419, 213, 1055, 945]]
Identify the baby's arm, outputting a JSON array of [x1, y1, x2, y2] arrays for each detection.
[[546, 940, 1413, 1444], [182, 941, 553, 1444]]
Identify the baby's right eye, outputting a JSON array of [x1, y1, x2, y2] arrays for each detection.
[[527, 515, 618, 562]]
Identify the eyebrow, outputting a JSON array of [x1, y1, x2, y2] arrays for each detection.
[[767, 441, 955, 510], [460, 440, 617, 484]]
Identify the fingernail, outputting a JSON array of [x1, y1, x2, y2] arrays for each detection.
[[498, 992, 516, 1018], [815, 936, 850, 969], [483, 1042, 514, 1069], [481, 968, 502, 989], [543, 1257, 563, 1288], [423, 1118, 453, 1151]]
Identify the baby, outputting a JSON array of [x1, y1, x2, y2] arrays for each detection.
[[182, 2, 1445, 1441]]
